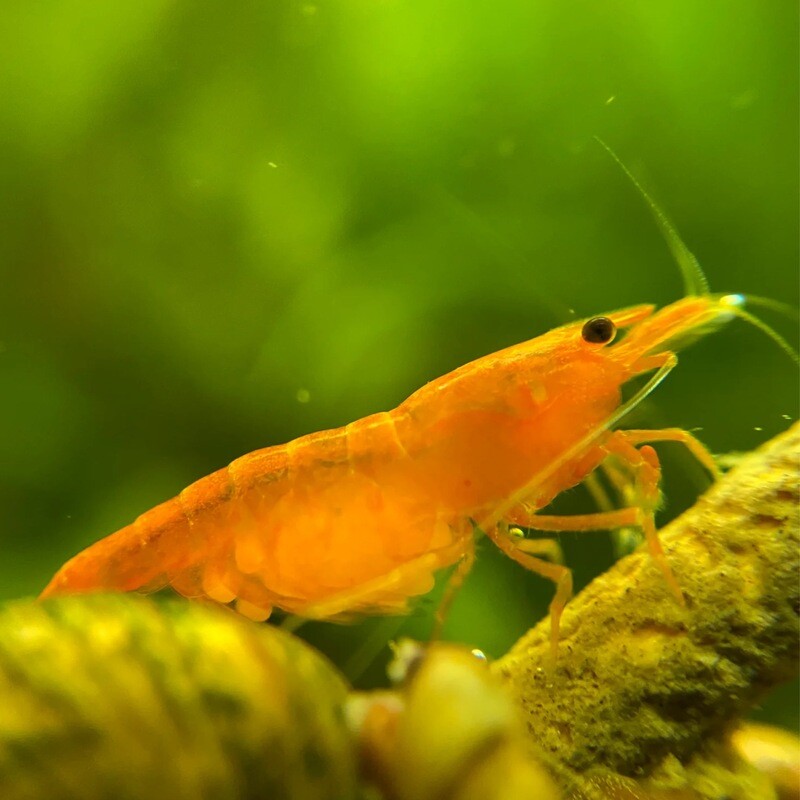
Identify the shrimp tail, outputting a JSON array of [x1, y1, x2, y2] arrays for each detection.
[[40, 500, 191, 600]]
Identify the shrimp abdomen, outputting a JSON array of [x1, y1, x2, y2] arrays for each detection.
[[40, 415, 468, 620], [40, 458, 259, 601], [39, 501, 186, 599]]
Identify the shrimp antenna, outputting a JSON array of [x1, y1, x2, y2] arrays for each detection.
[[719, 295, 800, 365], [594, 137, 710, 297], [741, 294, 800, 322]]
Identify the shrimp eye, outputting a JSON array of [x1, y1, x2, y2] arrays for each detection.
[[581, 316, 616, 345]]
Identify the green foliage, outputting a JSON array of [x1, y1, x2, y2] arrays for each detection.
[[0, 0, 796, 714]]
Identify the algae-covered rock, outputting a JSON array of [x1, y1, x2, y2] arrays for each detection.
[[0, 595, 358, 800], [495, 423, 800, 799]]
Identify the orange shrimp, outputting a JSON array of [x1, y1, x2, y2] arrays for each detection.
[[41, 153, 794, 656], [41, 292, 748, 647]]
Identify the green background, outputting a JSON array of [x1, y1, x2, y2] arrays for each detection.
[[0, 1, 797, 726]]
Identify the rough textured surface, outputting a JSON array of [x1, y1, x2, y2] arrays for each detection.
[[0, 595, 358, 800], [494, 424, 800, 798]]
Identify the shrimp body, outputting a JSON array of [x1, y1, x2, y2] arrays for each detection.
[[42, 296, 738, 630]]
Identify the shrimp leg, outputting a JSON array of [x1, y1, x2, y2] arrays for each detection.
[[486, 526, 573, 662], [432, 520, 570, 641], [494, 429, 704, 658], [499, 507, 644, 660], [509, 532, 564, 565], [621, 428, 720, 478], [585, 465, 644, 557], [431, 544, 476, 640], [508, 430, 685, 608], [603, 433, 684, 605]]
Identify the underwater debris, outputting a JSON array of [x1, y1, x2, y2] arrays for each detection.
[[349, 640, 560, 800]]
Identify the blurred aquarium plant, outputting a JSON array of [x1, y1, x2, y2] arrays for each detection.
[[0, 0, 796, 727]]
